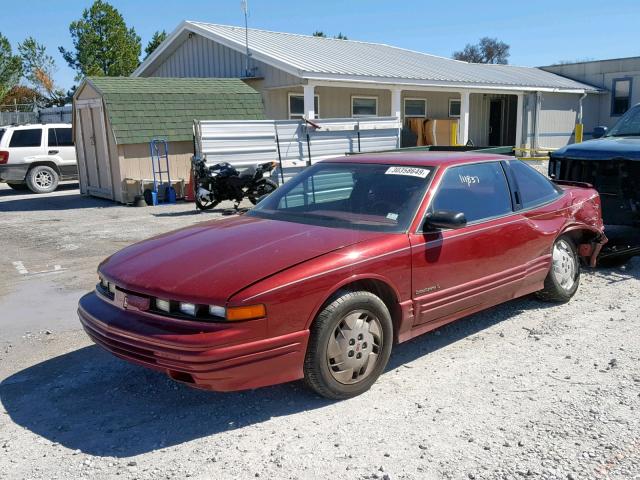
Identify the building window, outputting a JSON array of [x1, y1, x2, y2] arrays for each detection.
[[611, 78, 632, 116], [351, 96, 378, 117], [449, 99, 461, 118], [404, 98, 426, 118], [288, 93, 319, 119]]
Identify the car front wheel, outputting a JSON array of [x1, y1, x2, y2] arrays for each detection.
[[536, 236, 580, 302], [26, 165, 59, 194], [304, 290, 393, 399]]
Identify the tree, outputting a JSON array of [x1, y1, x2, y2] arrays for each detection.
[[59, 0, 141, 79], [453, 37, 510, 64], [144, 30, 167, 59], [18, 37, 66, 106], [0, 33, 22, 102], [312, 31, 348, 40], [1, 85, 43, 107]]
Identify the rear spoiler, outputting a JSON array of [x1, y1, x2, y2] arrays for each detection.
[[552, 179, 594, 189]]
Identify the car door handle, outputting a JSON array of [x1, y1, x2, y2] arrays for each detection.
[[48, 150, 59, 155]]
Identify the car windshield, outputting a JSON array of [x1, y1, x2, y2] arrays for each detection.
[[249, 162, 434, 232], [608, 105, 640, 137]]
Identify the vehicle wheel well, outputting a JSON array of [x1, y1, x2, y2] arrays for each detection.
[[321, 279, 401, 342], [27, 162, 60, 174], [562, 229, 602, 263]]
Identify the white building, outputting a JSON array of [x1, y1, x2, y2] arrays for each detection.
[[134, 21, 601, 151], [541, 56, 640, 133]]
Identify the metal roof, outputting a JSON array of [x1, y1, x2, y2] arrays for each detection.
[[136, 21, 600, 93]]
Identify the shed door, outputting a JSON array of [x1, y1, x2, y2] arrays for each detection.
[[76, 101, 113, 199]]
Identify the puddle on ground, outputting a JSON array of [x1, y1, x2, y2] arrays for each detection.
[[0, 278, 86, 343]]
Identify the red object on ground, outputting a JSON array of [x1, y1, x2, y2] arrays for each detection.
[[79, 152, 606, 393]]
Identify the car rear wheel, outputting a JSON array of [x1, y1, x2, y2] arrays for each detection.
[[304, 290, 393, 399], [6, 182, 28, 191], [26, 165, 59, 194], [536, 236, 580, 302]]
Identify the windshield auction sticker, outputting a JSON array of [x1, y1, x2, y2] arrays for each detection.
[[385, 166, 430, 178]]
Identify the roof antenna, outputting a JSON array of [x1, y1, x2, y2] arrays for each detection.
[[241, 0, 252, 77]]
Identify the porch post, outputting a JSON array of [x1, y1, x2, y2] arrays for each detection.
[[515, 93, 524, 149], [391, 88, 402, 120], [459, 91, 470, 145], [303, 84, 315, 119]]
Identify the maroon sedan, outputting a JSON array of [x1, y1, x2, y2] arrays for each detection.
[[79, 153, 606, 399]]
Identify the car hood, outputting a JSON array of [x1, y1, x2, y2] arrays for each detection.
[[99, 214, 384, 303], [552, 137, 640, 161]]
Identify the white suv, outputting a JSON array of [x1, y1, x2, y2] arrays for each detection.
[[0, 123, 77, 193]]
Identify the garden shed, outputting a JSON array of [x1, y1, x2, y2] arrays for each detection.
[[72, 77, 266, 203]]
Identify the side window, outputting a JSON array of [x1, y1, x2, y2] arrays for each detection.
[[56, 128, 74, 146], [48, 128, 74, 147], [430, 162, 512, 223], [508, 160, 561, 208], [9, 128, 42, 148], [278, 170, 354, 209], [48, 128, 58, 147]]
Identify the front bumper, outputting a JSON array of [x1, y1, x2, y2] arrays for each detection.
[[78, 292, 309, 392], [0, 164, 28, 182]]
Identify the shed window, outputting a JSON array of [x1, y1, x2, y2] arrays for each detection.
[[9, 128, 42, 148], [351, 97, 378, 117], [289, 94, 319, 119], [404, 98, 426, 118], [449, 99, 461, 117], [612, 78, 632, 116]]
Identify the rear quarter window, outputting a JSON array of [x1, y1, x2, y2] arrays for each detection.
[[9, 128, 42, 148], [508, 160, 561, 208]]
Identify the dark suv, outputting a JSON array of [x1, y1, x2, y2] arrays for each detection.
[[550, 104, 640, 265]]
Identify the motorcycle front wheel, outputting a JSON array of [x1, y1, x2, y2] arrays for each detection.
[[194, 182, 220, 211], [248, 179, 278, 205]]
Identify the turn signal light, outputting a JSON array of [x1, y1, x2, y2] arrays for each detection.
[[0, 151, 8, 164], [226, 304, 266, 321]]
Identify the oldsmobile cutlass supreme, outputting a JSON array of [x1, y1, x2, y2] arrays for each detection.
[[78, 152, 606, 399]]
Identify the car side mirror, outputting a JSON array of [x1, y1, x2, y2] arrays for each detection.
[[424, 210, 467, 230], [592, 126, 608, 139]]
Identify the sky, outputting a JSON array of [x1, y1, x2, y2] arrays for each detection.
[[2, 0, 640, 91]]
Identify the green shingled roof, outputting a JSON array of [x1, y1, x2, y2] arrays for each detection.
[[83, 77, 266, 145]]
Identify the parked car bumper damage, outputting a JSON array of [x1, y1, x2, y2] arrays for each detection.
[[78, 292, 309, 392], [0, 164, 28, 182]]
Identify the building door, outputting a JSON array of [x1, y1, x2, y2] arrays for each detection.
[[488, 99, 503, 146], [75, 100, 113, 199]]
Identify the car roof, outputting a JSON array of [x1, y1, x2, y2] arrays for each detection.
[[325, 151, 512, 167], [4, 123, 71, 130]]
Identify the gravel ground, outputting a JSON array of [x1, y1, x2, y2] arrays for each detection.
[[0, 183, 639, 480]]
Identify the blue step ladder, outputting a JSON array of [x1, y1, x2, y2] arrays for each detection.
[[149, 138, 176, 205]]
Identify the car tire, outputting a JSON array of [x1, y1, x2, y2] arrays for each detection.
[[304, 290, 393, 399], [6, 182, 28, 191], [536, 235, 580, 303], [26, 165, 59, 194]]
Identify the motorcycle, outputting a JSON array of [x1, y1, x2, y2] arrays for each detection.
[[191, 155, 279, 211]]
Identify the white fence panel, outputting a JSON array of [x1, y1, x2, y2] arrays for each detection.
[[195, 116, 401, 184]]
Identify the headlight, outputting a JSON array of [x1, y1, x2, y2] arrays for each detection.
[[155, 299, 171, 313], [179, 302, 197, 316], [208, 305, 226, 317]]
